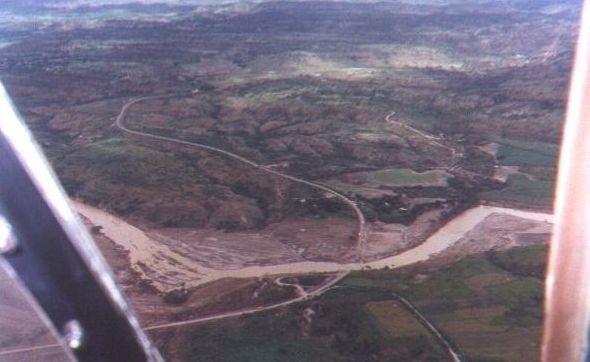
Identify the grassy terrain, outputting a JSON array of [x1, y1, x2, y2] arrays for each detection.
[[366, 300, 431, 338], [178, 287, 446, 361], [173, 245, 547, 361], [519, 165, 558, 181], [481, 174, 554, 208], [487, 244, 546, 279], [370, 168, 449, 187], [346, 246, 547, 361], [1, 0, 572, 235], [495, 138, 558, 167], [68, 137, 198, 187], [181, 313, 343, 362], [480, 138, 557, 208]]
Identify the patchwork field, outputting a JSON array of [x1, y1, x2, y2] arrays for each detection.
[[164, 245, 547, 361]]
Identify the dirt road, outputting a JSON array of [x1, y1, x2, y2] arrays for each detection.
[[73, 95, 553, 332], [116, 94, 367, 260]]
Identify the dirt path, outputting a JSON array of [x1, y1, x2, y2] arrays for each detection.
[[275, 277, 306, 297], [385, 111, 453, 154], [393, 292, 464, 362], [116, 94, 367, 260], [143, 271, 348, 331], [69, 96, 553, 334]]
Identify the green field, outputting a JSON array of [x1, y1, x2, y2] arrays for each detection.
[[495, 138, 558, 167], [366, 300, 431, 338], [519, 165, 557, 181], [482, 138, 557, 208], [173, 245, 547, 361], [70, 137, 191, 187], [370, 168, 449, 187], [487, 244, 546, 279], [481, 174, 554, 207], [349, 246, 547, 361], [180, 314, 343, 362]]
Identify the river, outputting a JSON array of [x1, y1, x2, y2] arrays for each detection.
[[73, 201, 553, 290]]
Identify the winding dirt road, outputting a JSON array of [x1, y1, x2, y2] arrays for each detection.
[[274, 276, 306, 297], [84, 94, 549, 334], [385, 111, 454, 154], [0, 96, 554, 359], [143, 271, 348, 331], [116, 94, 367, 260], [72, 199, 552, 337]]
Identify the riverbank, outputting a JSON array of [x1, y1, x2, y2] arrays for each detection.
[[73, 201, 553, 292]]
